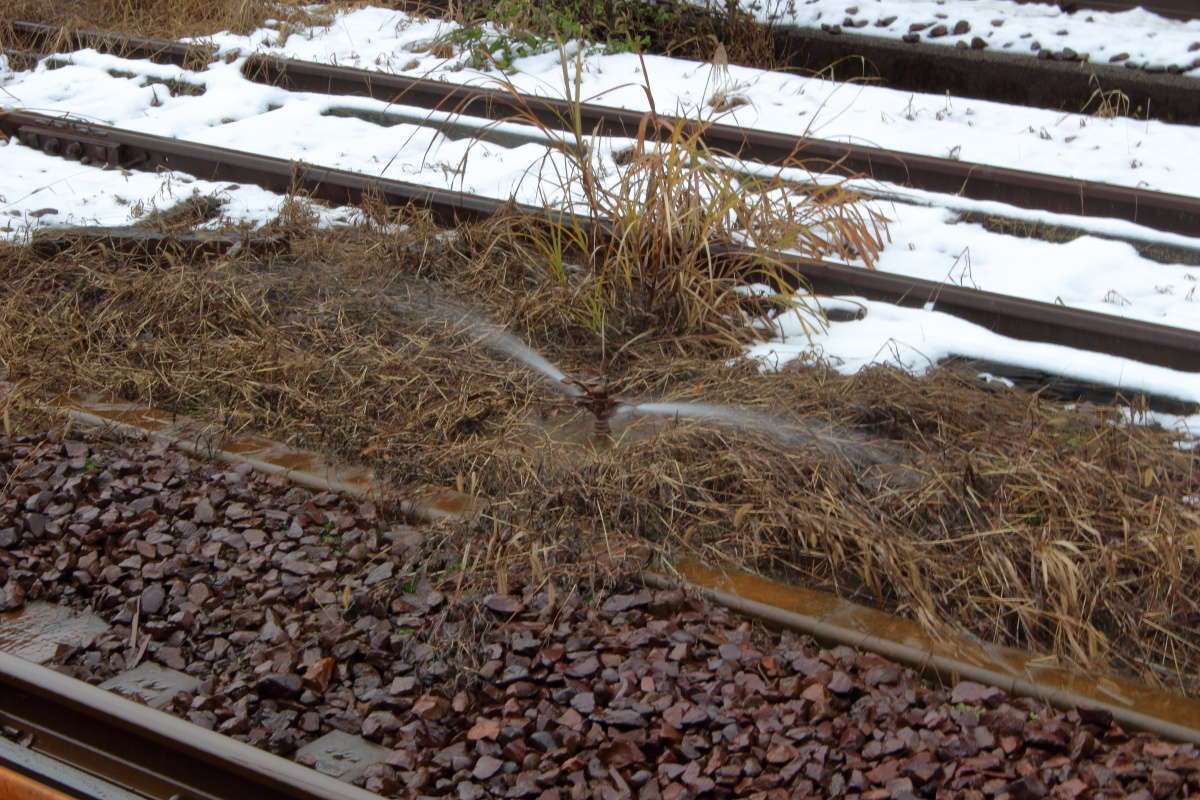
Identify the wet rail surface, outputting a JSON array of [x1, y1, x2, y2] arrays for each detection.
[[660, 560, 1200, 745], [6, 20, 1200, 235], [1, 107, 1198, 378], [0, 652, 380, 799]]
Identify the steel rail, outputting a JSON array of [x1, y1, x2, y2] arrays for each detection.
[[0, 652, 381, 800], [1010, 0, 1198, 19], [714, 243, 1200, 375], [6, 20, 1200, 235], [425, 0, 1200, 23], [0, 20, 213, 69], [0, 110, 546, 227], [639, 571, 1200, 746], [773, 24, 1200, 126], [224, 0, 1200, 123], [1, 108, 1197, 375], [1, 735, 149, 799], [240, 55, 1200, 238]]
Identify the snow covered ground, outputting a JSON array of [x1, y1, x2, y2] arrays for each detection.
[[718, 0, 1200, 75], [0, 6, 1196, 436]]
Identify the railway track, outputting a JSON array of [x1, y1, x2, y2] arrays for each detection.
[[0, 653, 379, 799], [0, 20, 211, 69], [774, 23, 1200, 126], [3, 20, 1200, 408], [1, 107, 1197, 381], [160, 0, 1200, 124], [2, 14, 1199, 794], [2, 25, 1200, 391], [1, 425, 1196, 799], [2, 34, 1200, 792], [4, 28, 1200, 380], [582, 0, 1200, 123], [770, 0, 1200, 123], [6, 20, 1198, 239]]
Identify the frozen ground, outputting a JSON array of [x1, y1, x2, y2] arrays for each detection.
[[712, 0, 1200, 74], [0, 7, 1196, 435]]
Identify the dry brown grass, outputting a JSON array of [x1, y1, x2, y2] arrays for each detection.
[[467, 48, 887, 350], [0, 0, 338, 40], [1082, 74, 1132, 120], [0, 0, 1195, 690], [1, 207, 1198, 694]]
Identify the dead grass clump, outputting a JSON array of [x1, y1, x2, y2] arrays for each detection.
[[135, 193, 226, 231], [1, 213, 1197, 693], [471, 49, 887, 349], [1082, 74, 1132, 119]]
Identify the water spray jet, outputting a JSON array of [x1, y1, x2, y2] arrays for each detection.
[[393, 293, 910, 470]]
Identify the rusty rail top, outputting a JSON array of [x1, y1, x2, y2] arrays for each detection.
[[0, 652, 380, 800], [1, 107, 1198, 376]]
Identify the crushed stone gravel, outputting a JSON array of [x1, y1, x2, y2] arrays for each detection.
[[3, 426, 1200, 799]]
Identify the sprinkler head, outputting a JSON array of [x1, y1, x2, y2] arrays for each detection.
[[561, 375, 627, 438]]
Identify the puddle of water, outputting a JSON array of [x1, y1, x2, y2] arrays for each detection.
[[216, 434, 280, 455], [65, 405, 177, 433], [99, 662, 201, 709], [264, 451, 318, 472], [409, 488, 483, 520], [0, 603, 110, 664], [295, 731, 388, 783], [676, 559, 1200, 730]]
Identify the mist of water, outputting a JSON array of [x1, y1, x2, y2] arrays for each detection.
[[622, 402, 779, 430], [462, 313, 581, 396], [619, 400, 900, 467], [385, 289, 902, 469], [386, 291, 580, 397]]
